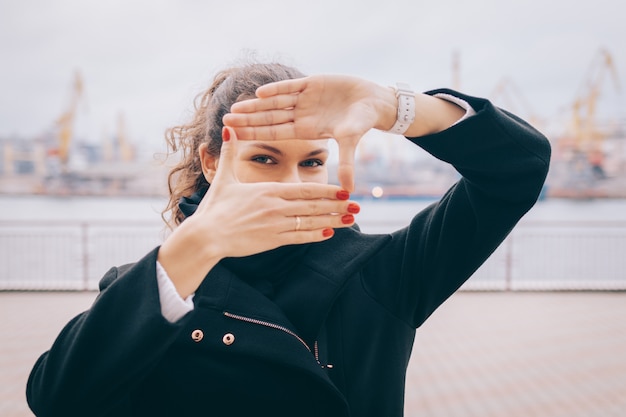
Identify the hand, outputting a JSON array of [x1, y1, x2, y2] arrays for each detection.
[[194, 126, 357, 257], [158, 127, 359, 297], [223, 75, 396, 192]]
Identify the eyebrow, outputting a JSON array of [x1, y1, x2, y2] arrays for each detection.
[[249, 143, 328, 157]]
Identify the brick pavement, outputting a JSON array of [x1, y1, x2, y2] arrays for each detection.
[[2, 291, 625, 417]]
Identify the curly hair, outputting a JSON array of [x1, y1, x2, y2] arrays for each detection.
[[162, 62, 305, 228]]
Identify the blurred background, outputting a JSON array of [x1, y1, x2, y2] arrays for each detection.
[[1, 0, 625, 416]]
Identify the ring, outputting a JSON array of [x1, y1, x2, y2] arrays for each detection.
[[295, 216, 301, 232]]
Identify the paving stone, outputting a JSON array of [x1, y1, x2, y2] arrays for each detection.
[[2, 291, 625, 416]]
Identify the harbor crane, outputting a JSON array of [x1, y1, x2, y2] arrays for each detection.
[[570, 48, 621, 151], [53, 71, 84, 170]]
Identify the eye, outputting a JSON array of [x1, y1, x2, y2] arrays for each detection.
[[251, 155, 276, 165], [300, 159, 324, 168]]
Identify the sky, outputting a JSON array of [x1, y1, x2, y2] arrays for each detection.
[[1, 0, 625, 158]]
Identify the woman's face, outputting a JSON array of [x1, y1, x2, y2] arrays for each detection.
[[201, 139, 329, 185]]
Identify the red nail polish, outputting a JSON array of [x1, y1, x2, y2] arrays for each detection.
[[323, 228, 334, 238], [222, 126, 230, 142], [347, 203, 360, 214], [336, 190, 350, 200], [341, 214, 354, 224]]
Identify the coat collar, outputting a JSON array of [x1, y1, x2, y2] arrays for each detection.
[[196, 226, 391, 346], [273, 226, 390, 345]]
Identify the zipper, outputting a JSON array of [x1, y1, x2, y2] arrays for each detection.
[[223, 311, 311, 352], [314, 340, 320, 363], [224, 311, 333, 369], [314, 340, 334, 369]]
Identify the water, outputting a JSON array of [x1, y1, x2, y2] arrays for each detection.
[[1, 195, 626, 290], [2, 195, 626, 226], [0, 195, 167, 223]]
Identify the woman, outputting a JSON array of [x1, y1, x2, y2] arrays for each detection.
[[27, 62, 550, 416]]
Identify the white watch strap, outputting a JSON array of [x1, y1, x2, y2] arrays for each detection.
[[388, 82, 415, 135]]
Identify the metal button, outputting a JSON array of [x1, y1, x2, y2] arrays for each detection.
[[222, 333, 235, 346], [191, 329, 204, 342]]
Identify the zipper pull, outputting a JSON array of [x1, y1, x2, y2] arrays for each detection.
[[314, 340, 334, 369]]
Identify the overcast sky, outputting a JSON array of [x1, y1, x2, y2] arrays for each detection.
[[1, 0, 625, 156]]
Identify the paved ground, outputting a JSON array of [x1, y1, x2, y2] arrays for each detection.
[[2, 291, 625, 417]]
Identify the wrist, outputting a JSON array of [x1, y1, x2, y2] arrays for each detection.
[[374, 84, 399, 132], [403, 94, 466, 137], [158, 220, 223, 298]]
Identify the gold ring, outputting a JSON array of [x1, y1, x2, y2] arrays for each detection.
[[295, 216, 301, 231]]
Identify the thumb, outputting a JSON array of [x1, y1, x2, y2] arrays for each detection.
[[336, 138, 358, 193], [212, 126, 239, 184]]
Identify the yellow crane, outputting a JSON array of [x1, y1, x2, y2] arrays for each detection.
[[54, 71, 84, 169], [570, 48, 621, 151]]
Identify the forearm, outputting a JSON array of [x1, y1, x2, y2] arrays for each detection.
[[414, 89, 551, 204], [157, 218, 222, 299], [373, 85, 467, 137], [27, 250, 185, 415], [363, 95, 550, 326]]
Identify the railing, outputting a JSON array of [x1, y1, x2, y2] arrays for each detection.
[[1, 220, 625, 291], [0, 220, 165, 290]]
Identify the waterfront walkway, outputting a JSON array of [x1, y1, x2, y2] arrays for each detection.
[[2, 291, 625, 417]]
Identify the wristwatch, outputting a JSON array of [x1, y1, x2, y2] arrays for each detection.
[[387, 82, 415, 135]]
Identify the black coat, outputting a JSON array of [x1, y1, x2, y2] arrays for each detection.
[[27, 90, 551, 417]]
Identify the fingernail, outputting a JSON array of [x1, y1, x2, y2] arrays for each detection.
[[336, 190, 350, 200], [341, 214, 354, 224], [323, 228, 334, 238], [347, 203, 360, 214], [222, 126, 230, 142]]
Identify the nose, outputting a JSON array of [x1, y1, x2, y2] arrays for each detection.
[[279, 167, 303, 184]]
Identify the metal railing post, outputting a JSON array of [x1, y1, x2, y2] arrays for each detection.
[[505, 233, 513, 291], [81, 222, 89, 291]]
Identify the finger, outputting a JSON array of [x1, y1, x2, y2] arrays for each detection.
[[229, 94, 298, 114], [212, 126, 239, 184], [269, 182, 351, 201], [336, 139, 358, 193], [280, 199, 360, 217], [275, 227, 336, 246], [255, 77, 308, 98], [281, 213, 355, 233], [223, 109, 294, 128], [229, 124, 300, 141]]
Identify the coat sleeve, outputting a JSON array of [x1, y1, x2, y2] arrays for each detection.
[[26, 247, 190, 417], [360, 89, 551, 328]]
